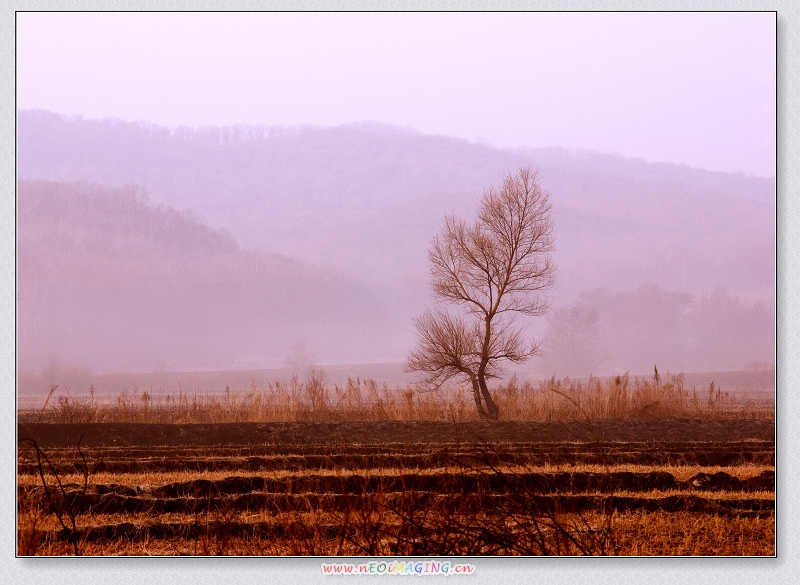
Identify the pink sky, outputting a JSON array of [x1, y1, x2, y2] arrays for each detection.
[[17, 11, 776, 176]]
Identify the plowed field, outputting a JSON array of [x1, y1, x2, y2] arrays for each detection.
[[17, 419, 775, 556]]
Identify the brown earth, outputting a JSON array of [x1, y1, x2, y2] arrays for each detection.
[[17, 418, 776, 556], [18, 418, 775, 448]]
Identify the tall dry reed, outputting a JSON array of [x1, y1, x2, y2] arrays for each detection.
[[18, 371, 770, 425]]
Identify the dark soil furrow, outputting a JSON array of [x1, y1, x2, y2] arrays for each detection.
[[17, 443, 775, 475], [23, 487, 775, 516], [15, 440, 775, 459], [19, 419, 775, 449], [19, 470, 774, 502]]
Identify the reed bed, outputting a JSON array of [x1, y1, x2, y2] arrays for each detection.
[[19, 371, 771, 425]]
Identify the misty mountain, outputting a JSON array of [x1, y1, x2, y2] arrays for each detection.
[[17, 179, 394, 372], [16, 110, 775, 375], [17, 110, 774, 301]]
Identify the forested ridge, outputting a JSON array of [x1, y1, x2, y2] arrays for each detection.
[[17, 110, 775, 375], [17, 179, 390, 371]]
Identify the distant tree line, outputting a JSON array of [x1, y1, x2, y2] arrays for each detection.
[[541, 285, 774, 376]]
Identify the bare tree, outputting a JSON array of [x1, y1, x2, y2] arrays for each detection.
[[406, 166, 555, 419], [541, 302, 606, 377]]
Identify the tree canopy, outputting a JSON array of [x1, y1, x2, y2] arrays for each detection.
[[407, 166, 555, 419]]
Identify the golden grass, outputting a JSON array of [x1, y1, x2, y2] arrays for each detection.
[[19, 509, 775, 556], [19, 371, 773, 425], [612, 511, 774, 556], [15, 463, 775, 488]]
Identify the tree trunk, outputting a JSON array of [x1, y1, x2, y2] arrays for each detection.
[[476, 316, 500, 420], [470, 375, 490, 419], [477, 372, 500, 420]]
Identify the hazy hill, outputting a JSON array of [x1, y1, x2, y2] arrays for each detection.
[[16, 110, 774, 300], [17, 179, 393, 372], [16, 110, 775, 376]]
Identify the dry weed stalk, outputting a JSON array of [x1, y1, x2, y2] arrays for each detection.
[[19, 371, 769, 425]]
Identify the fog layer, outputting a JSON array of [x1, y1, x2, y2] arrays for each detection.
[[17, 111, 775, 378]]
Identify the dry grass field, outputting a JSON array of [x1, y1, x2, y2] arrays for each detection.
[[17, 373, 775, 556]]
